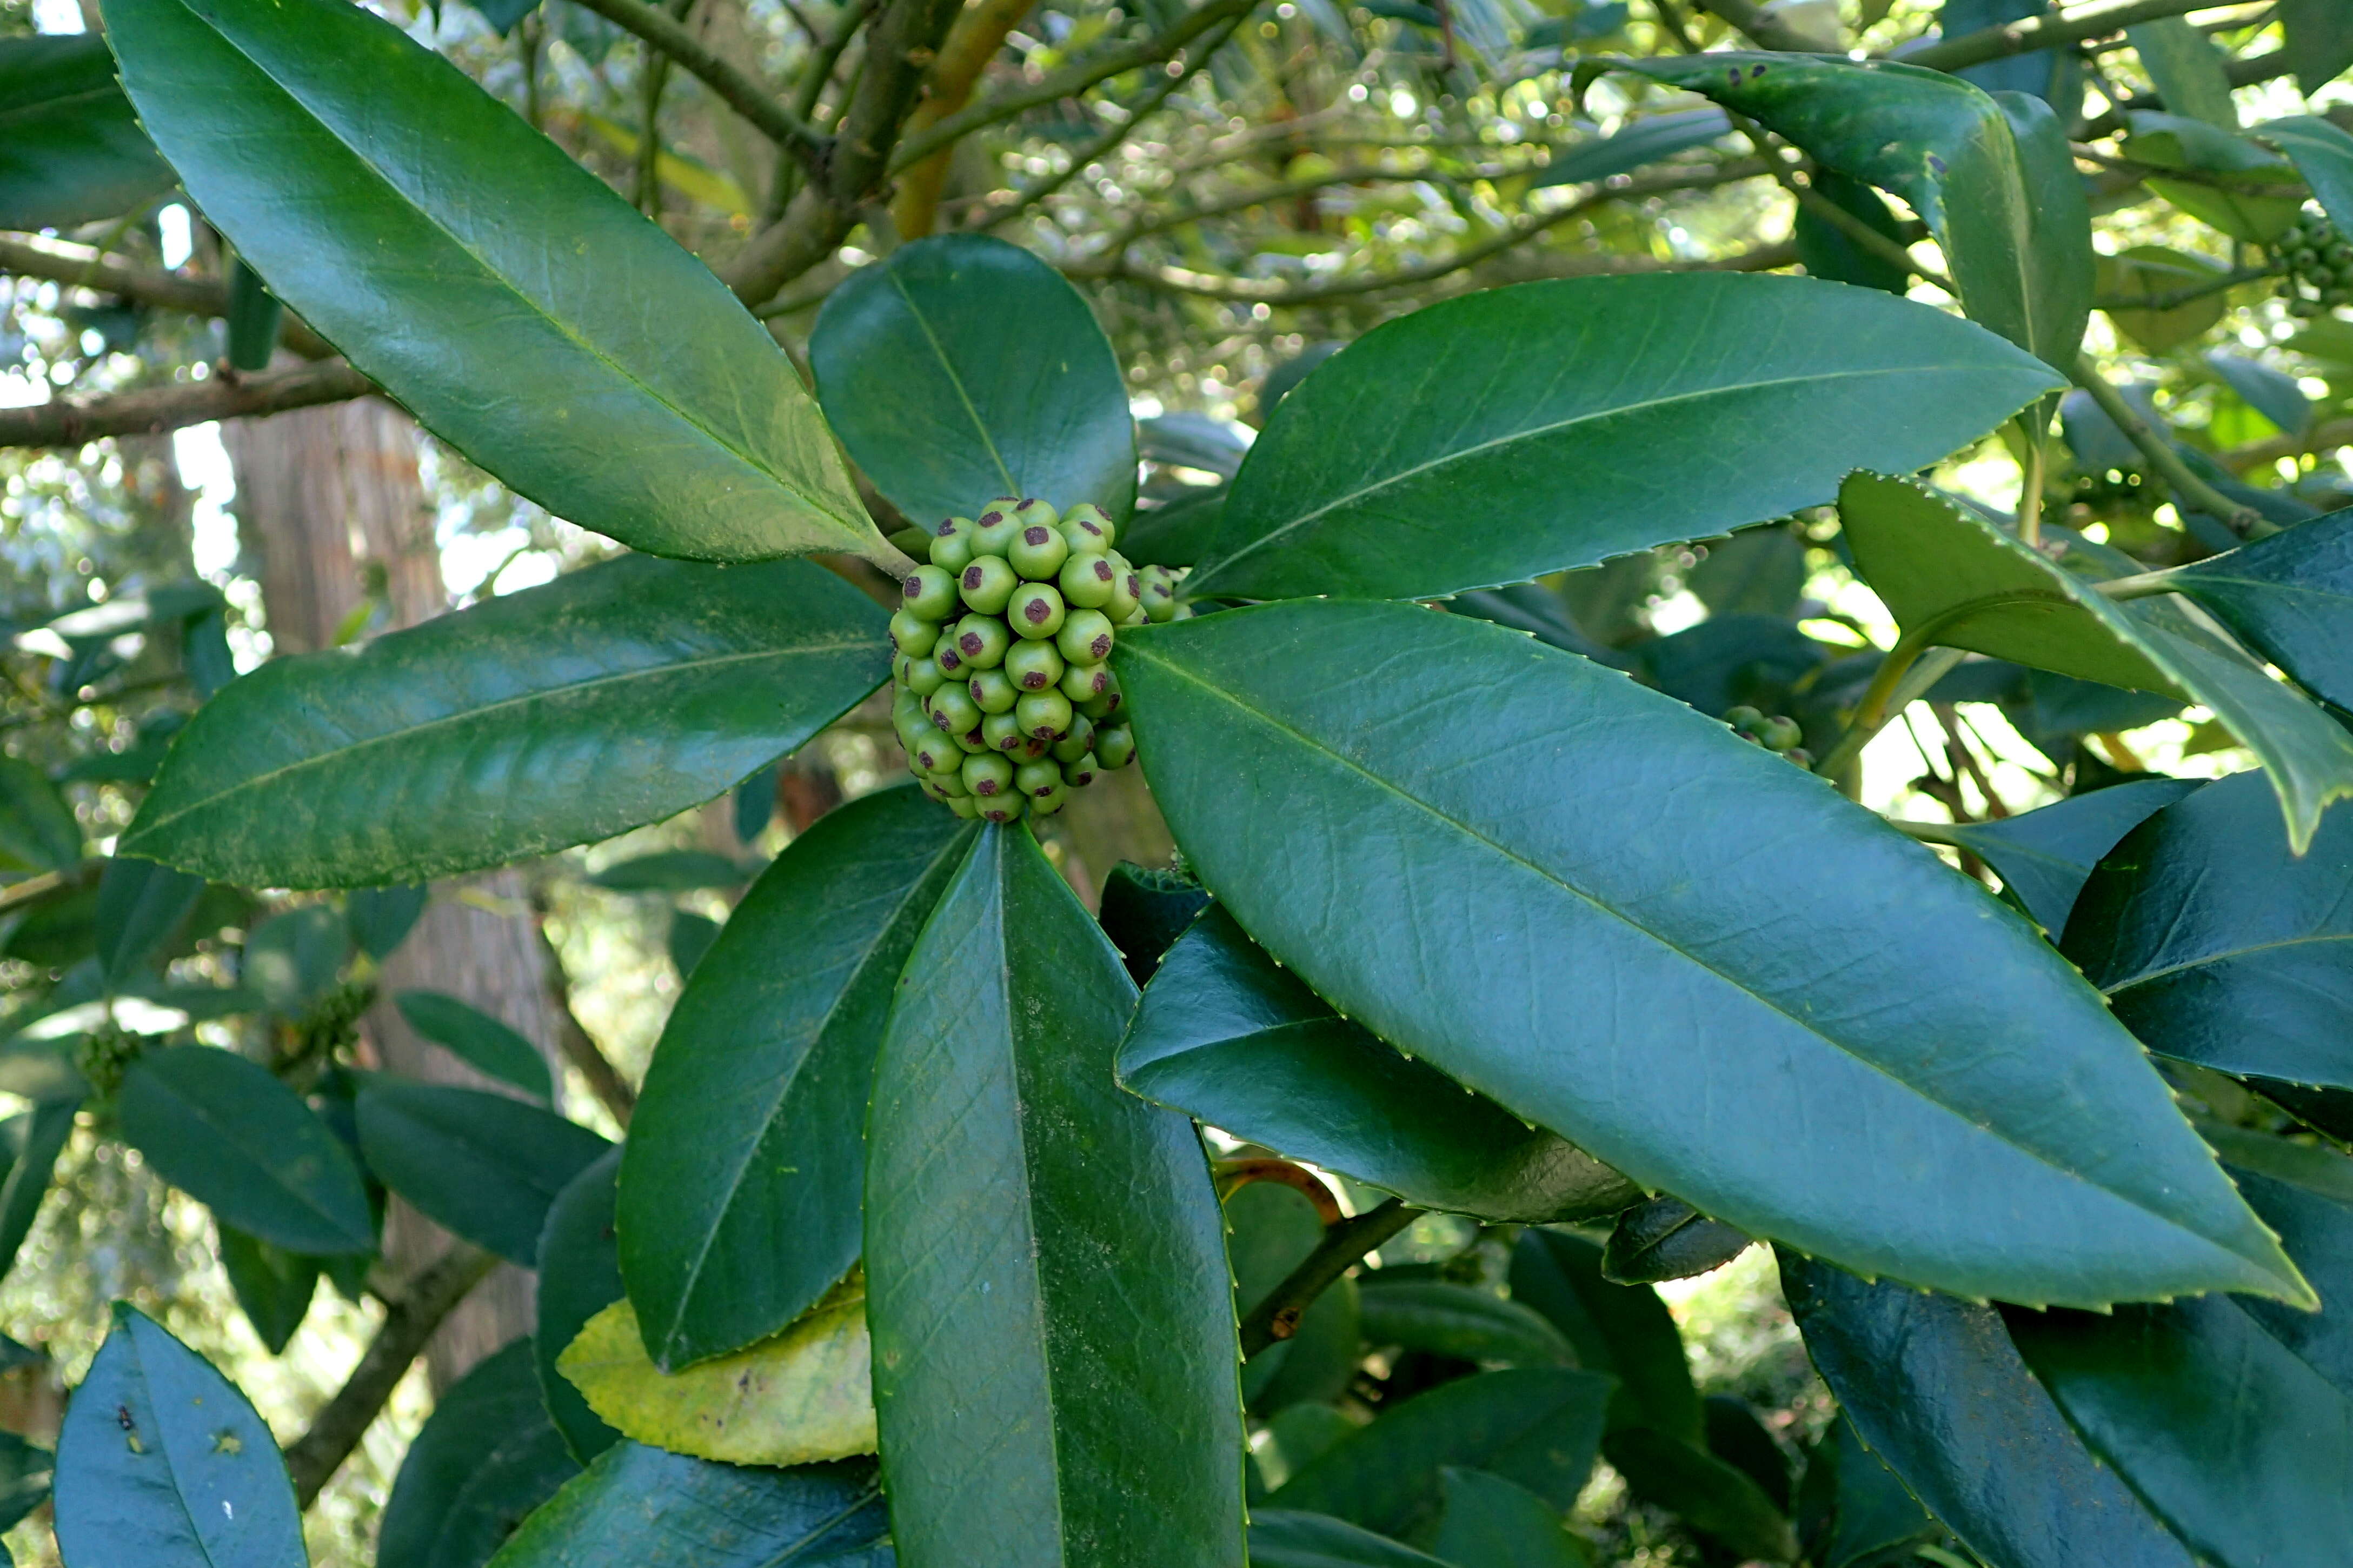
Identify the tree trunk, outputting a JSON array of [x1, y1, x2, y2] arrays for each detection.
[[225, 397, 565, 1390]]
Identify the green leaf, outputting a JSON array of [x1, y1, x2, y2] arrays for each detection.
[[1096, 860, 1212, 985], [1598, 57, 2092, 376], [667, 911, 720, 978], [224, 259, 282, 375], [2096, 245, 2229, 355], [2128, 18, 2238, 129], [810, 235, 1137, 526], [1600, 1197, 1752, 1286], [1689, 523, 1809, 620], [2005, 1130, 2353, 1568], [0, 1431, 51, 1536], [2124, 112, 2307, 243], [2279, 0, 2353, 94], [1601, 1428, 1798, 1563], [588, 850, 751, 893], [1120, 905, 1642, 1224], [0, 36, 176, 230], [395, 991, 554, 1102], [1228, 1183, 1360, 1417], [622, 788, 970, 1369], [1268, 1368, 1614, 1538], [242, 905, 349, 1017], [1246, 1510, 1454, 1568], [486, 1444, 889, 1568], [0, 756, 81, 874], [1824, 1417, 1945, 1568], [1908, 777, 2199, 932], [378, 1339, 581, 1568], [54, 1304, 303, 1568], [1528, 107, 1729, 189], [2162, 505, 2353, 711], [1432, 1467, 1591, 1568], [102, 0, 884, 567], [124, 556, 889, 888], [0, 1098, 77, 1282], [1794, 170, 1913, 294], [356, 1082, 611, 1264], [1116, 598, 2305, 1308], [1184, 273, 2056, 603], [117, 1047, 375, 1255], [217, 1227, 319, 1356], [1509, 1229, 1700, 1443], [2065, 770, 2353, 1091], [347, 884, 428, 960], [1782, 1252, 2194, 1568], [534, 1146, 624, 1465], [864, 824, 1245, 1568], [1838, 472, 2353, 853], [1357, 1279, 1576, 1366]]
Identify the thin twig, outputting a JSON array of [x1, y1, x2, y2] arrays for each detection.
[[1907, 0, 2256, 73], [567, 0, 830, 166], [2090, 263, 2277, 313], [0, 359, 376, 449], [533, 904, 637, 1126], [2068, 353, 2262, 536], [1239, 1198, 1421, 1359], [0, 235, 334, 358]]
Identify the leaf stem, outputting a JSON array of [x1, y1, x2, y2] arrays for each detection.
[[2091, 564, 2188, 600], [1238, 1198, 1421, 1359], [1813, 641, 1968, 780], [2066, 353, 2263, 538]]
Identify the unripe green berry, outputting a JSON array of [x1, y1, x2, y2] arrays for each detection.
[[1106, 562, 1142, 621], [1078, 683, 1124, 721], [970, 505, 1020, 558], [1017, 689, 1074, 739], [944, 792, 981, 819], [1758, 716, 1804, 752], [951, 613, 1011, 670], [1010, 523, 1070, 581], [1006, 639, 1065, 692], [1094, 725, 1134, 769], [960, 555, 1018, 615], [1052, 713, 1096, 763], [1029, 785, 1068, 817], [890, 609, 939, 657], [934, 638, 965, 675], [2279, 223, 2309, 251], [2312, 266, 2339, 289], [1139, 565, 1181, 622], [1057, 609, 1115, 665], [2292, 298, 2322, 317], [1060, 502, 1115, 553], [1060, 660, 1109, 702], [1061, 753, 1099, 789], [1723, 704, 1763, 731], [1060, 551, 1117, 609], [2294, 248, 2322, 270], [1783, 747, 1814, 769], [1018, 732, 1054, 760], [961, 751, 1015, 798], [1013, 497, 1060, 531], [903, 564, 960, 620], [953, 721, 988, 755], [906, 657, 946, 697], [1009, 583, 1067, 640], [922, 772, 969, 804], [982, 712, 1027, 752], [909, 730, 959, 776], [969, 668, 1020, 714], [2331, 243, 2353, 268], [1015, 758, 1063, 798], [928, 683, 980, 737], [979, 798, 1024, 824], [929, 517, 975, 573]]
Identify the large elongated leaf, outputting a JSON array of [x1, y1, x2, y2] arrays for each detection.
[[395, 991, 552, 1102], [2160, 505, 2353, 711], [54, 1305, 303, 1568], [810, 235, 1137, 526], [102, 0, 883, 566], [1838, 472, 2353, 852], [864, 825, 1245, 1568], [1119, 905, 1641, 1223], [1432, 1467, 1590, 1568], [117, 1047, 374, 1256], [2005, 1131, 2353, 1568], [2257, 116, 2353, 236], [356, 1082, 611, 1263], [1529, 108, 1729, 189], [0, 756, 81, 874], [1183, 274, 2056, 603], [0, 37, 176, 230], [1509, 1229, 1699, 1442], [1908, 777, 2199, 932], [123, 556, 888, 888], [1245, 1511, 1453, 1568], [621, 788, 972, 1370], [1115, 599, 2305, 1309], [217, 1228, 318, 1356], [94, 857, 204, 986], [380, 1339, 580, 1568], [1357, 1279, 1574, 1366], [1782, 1255, 2194, 1568], [2064, 770, 2353, 1090], [535, 1149, 624, 1464], [487, 1444, 890, 1568], [0, 1098, 78, 1281]]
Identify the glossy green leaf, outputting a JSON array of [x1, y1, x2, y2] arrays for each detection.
[[2278, 0, 2353, 93], [2129, 18, 2237, 129], [1121, 905, 1641, 1224], [1794, 170, 1912, 294], [2125, 112, 2306, 243], [1245, 1511, 1453, 1568], [102, 0, 884, 566], [1121, 488, 1227, 569], [1528, 106, 1729, 189], [224, 259, 282, 374], [1688, 523, 1809, 620], [622, 788, 971, 1369], [1229, 1183, 1360, 1417], [94, 857, 205, 987], [667, 911, 720, 978], [1357, 1280, 1573, 1366], [379, 1339, 581, 1568], [242, 905, 349, 1017], [865, 824, 1245, 1568], [1096, 861, 1212, 986], [1268, 1368, 1613, 1538], [2096, 245, 2230, 353], [2006, 1130, 2353, 1568], [2208, 351, 2310, 439], [0, 37, 176, 230], [0, 1098, 77, 1280], [1602, 1427, 1798, 1563], [217, 1227, 318, 1356], [812, 235, 1135, 526], [1782, 1252, 2192, 1568], [1600, 57, 2092, 376], [0, 756, 81, 874], [1600, 1197, 1752, 1286], [1117, 598, 2304, 1309], [1838, 472, 2353, 853], [347, 884, 428, 960], [1509, 1229, 1699, 1442], [117, 1047, 374, 1255], [1907, 777, 2199, 933], [124, 556, 889, 888], [356, 1082, 611, 1263], [588, 850, 750, 892], [395, 991, 554, 1102], [0, 1431, 51, 1535], [1824, 1417, 1945, 1568], [1184, 274, 2057, 603], [1432, 1467, 1590, 1567], [2065, 770, 2353, 1090], [54, 1304, 303, 1568], [486, 1444, 890, 1568], [535, 1147, 624, 1465], [2163, 505, 2353, 711], [1704, 1397, 1792, 1512]]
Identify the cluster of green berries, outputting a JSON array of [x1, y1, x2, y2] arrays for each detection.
[[888, 496, 1190, 821], [74, 1022, 145, 1101], [2276, 211, 2353, 318], [1724, 705, 1810, 767]]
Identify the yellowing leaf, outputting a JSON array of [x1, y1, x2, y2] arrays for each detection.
[[556, 1278, 875, 1466]]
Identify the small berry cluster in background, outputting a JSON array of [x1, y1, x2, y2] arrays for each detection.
[[1724, 704, 1812, 768], [2278, 209, 2353, 318]]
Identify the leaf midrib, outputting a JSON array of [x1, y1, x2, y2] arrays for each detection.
[[2103, 930, 2353, 995], [886, 269, 1017, 497], [129, 637, 880, 846], [1127, 639, 2263, 1259], [747, 1483, 885, 1566], [145, 1067, 364, 1247], [0, 84, 125, 132]]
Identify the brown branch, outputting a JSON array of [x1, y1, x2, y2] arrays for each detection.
[[892, 0, 1040, 239], [1907, 0, 2249, 72], [0, 359, 377, 450], [2222, 415, 2353, 473], [1691, 0, 1825, 51], [1239, 1198, 1421, 1359], [0, 235, 334, 358], [532, 908, 637, 1126], [2077, 48, 2292, 139], [284, 1243, 498, 1507], [565, 0, 829, 166]]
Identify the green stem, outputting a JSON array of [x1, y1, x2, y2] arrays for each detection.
[[2068, 353, 2263, 538], [1813, 643, 1969, 780]]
